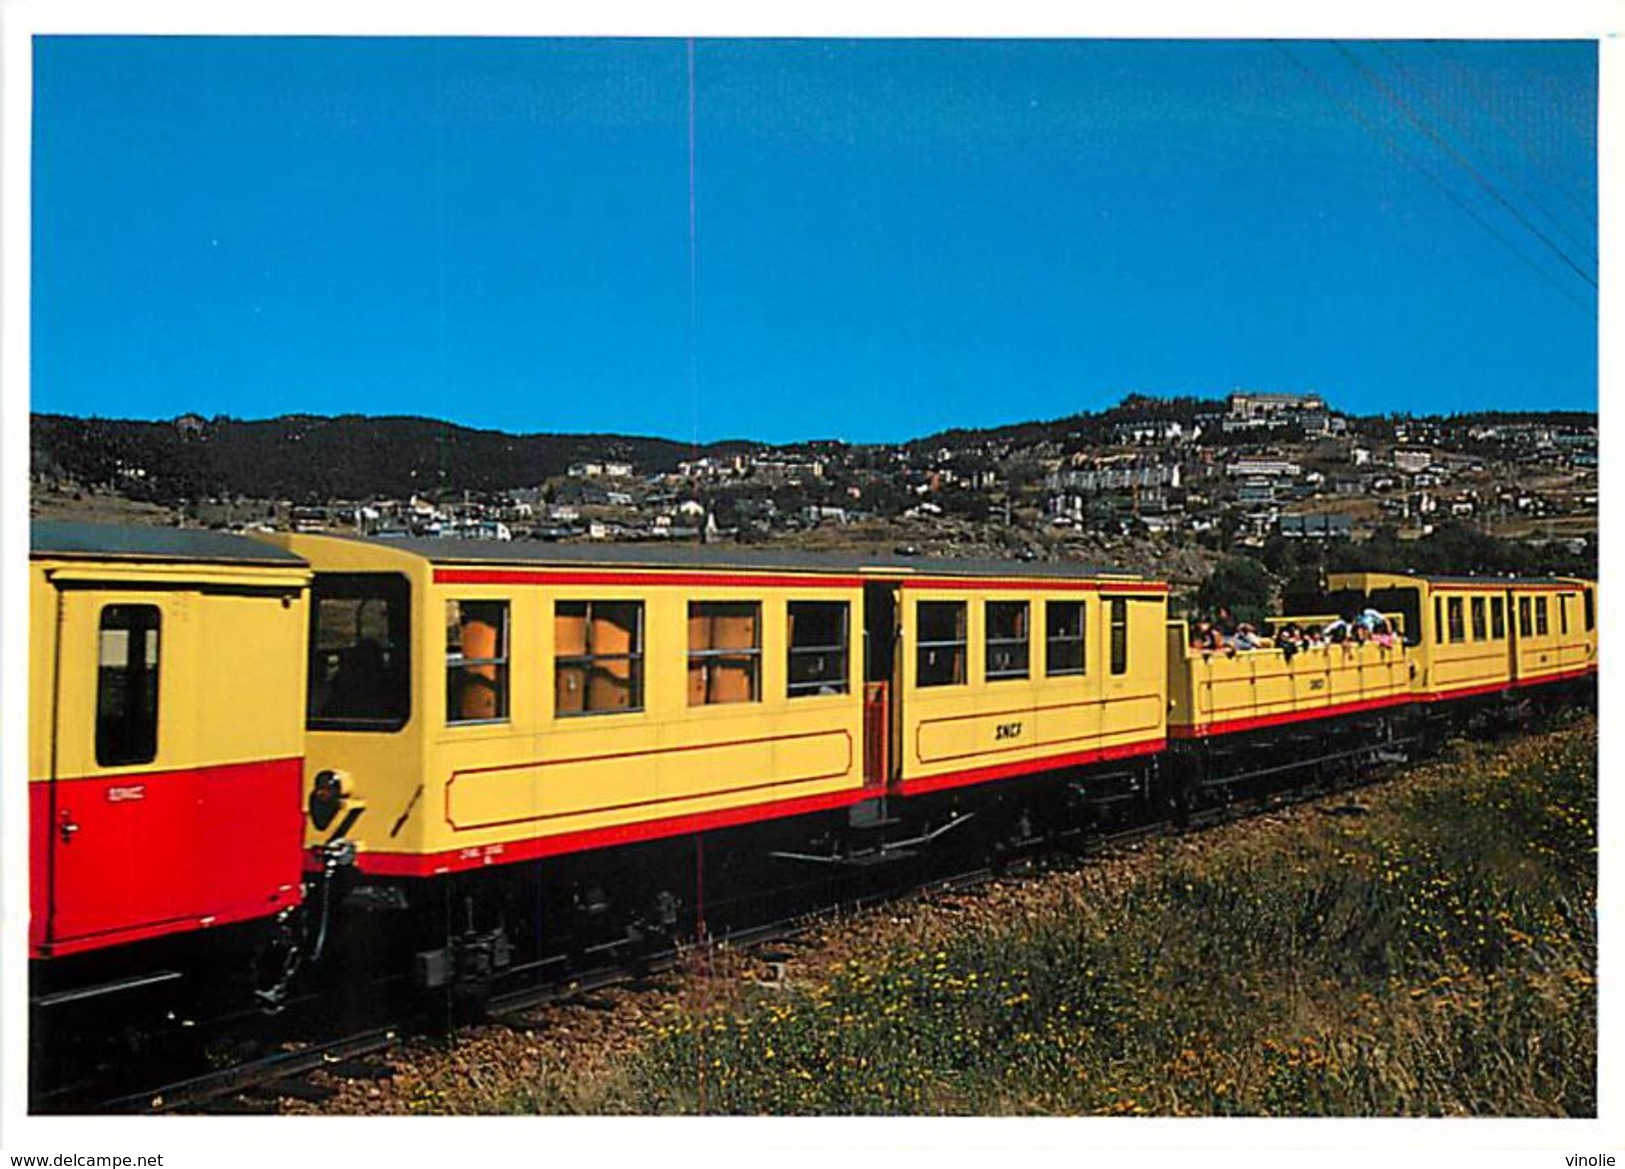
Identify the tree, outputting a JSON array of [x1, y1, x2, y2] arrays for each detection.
[[1194, 555, 1275, 627]]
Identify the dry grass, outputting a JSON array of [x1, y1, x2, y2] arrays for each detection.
[[505, 715, 1596, 1117]]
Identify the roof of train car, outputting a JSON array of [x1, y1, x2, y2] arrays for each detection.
[[31, 521, 307, 565], [316, 532, 1148, 581], [1328, 570, 1591, 588]]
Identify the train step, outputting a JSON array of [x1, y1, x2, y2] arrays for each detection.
[[768, 847, 920, 867], [33, 970, 183, 1009]]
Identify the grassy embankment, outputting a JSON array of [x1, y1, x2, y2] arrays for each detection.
[[512, 715, 1596, 1116]]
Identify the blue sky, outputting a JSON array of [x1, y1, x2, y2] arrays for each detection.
[[31, 38, 1597, 444]]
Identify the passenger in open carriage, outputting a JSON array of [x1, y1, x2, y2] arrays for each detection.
[[1275, 622, 1304, 661], [1190, 618, 1228, 655], [1231, 623, 1270, 652], [1323, 615, 1354, 644]]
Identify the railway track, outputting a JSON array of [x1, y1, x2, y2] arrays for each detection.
[[76, 745, 1410, 1117]]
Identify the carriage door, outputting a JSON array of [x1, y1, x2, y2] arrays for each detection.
[[45, 585, 200, 948], [862, 582, 900, 789]]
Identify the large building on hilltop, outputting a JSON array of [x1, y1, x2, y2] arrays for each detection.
[[1222, 391, 1340, 436]]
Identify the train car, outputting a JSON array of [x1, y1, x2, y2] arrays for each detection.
[[268, 535, 869, 875], [1505, 577, 1596, 687], [28, 523, 310, 1009], [1165, 615, 1413, 741], [1161, 606, 1414, 804], [260, 533, 1166, 998], [1324, 571, 1596, 703], [888, 567, 1167, 801]]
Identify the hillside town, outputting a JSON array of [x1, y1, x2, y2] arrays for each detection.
[[32, 392, 1597, 583]]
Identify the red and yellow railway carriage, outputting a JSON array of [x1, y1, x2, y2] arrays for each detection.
[[269, 534, 872, 881], [264, 534, 1168, 992], [1162, 606, 1416, 803], [1165, 619, 1413, 742], [1323, 571, 1596, 702], [268, 535, 1170, 867], [28, 524, 310, 1006], [893, 573, 1167, 797], [26, 520, 1592, 1033]]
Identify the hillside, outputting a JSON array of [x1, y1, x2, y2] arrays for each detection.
[[30, 413, 747, 505]]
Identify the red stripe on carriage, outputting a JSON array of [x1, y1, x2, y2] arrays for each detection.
[[434, 568, 869, 590], [1169, 693, 1414, 739], [896, 738, 1167, 795], [357, 785, 871, 876], [897, 578, 1167, 593]]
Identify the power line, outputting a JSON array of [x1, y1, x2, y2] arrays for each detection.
[[1438, 41, 1598, 233], [1376, 42, 1599, 271], [1272, 42, 1590, 311], [1334, 41, 1596, 291], [1376, 42, 1598, 269]]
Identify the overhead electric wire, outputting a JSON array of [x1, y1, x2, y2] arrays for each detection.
[[1375, 42, 1598, 270], [1378, 42, 1605, 271], [1438, 41, 1598, 234], [1333, 41, 1597, 292], [1272, 42, 1591, 312]]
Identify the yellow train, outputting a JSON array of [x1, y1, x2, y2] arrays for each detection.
[[260, 533, 1170, 888], [28, 523, 1595, 1026]]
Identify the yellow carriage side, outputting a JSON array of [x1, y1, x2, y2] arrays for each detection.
[[893, 575, 1167, 794], [1165, 617, 1412, 740], [1326, 571, 1594, 701], [269, 534, 869, 876]]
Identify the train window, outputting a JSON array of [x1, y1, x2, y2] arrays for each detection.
[[1110, 597, 1129, 675], [1447, 597, 1465, 644], [555, 601, 643, 716], [787, 601, 850, 697], [1471, 597, 1487, 642], [308, 573, 411, 731], [985, 601, 1030, 681], [446, 600, 510, 723], [916, 601, 967, 687], [1584, 589, 1594, 632], [1045, 600, 1086, 676], [1435, 597, 1444, 644], [1491, 597, 1506, 640], [95, 604, 160, 767], [1560, 595, 1570, 636], [1535, 597, 1549, 637], [689, 602, 761, 705], [1519, 596, 1532, 638]]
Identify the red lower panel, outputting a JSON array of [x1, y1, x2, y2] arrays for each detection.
[[31, 757, 305, 959], [1417, 680, 1508, 703]]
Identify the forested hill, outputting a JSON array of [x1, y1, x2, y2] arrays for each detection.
[[32, 399, 1597, 508], [29, 413, 748, 504]]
